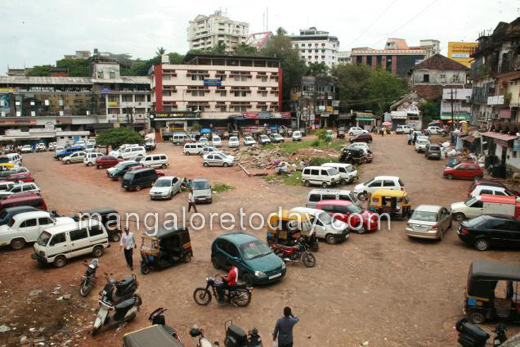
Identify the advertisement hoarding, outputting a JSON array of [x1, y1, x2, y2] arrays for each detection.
[[448, 42, 478, 67]]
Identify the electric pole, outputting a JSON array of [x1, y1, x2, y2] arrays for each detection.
[[450, 88, 455, 131]]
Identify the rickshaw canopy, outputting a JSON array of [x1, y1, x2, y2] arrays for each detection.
[[267, 210, 313, 237], [467, 260, 520, 298], [123, 325, 184, 347]]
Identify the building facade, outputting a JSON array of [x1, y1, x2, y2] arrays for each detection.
[[289, 27, 340, 68], [337, 51, 352, 65], [187, 11, 249, 52], [410, 39, 441, 59]]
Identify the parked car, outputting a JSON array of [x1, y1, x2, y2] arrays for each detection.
[[469, 185, 519, 199], [84, 152, 103, 166], [306, 188, 361, 208], [0, 211, 74, 250], [0, 180, 15, 192], [415, 139, 430, 153], [457, 215, 520, 251], [0, 206, 39, 225], [405, 205, 452, 240], [183, 142, 205, 155], [32, 220, 110, 267], [128, 165, 165, 177], [468, 180, 520, 197], [353, 175, 405, 200], [172, 133, 188, 146], [107, 161, 140, 180], [200, 146, 220, 157], [316, 200, 377, 234], [36, 143, 46, 152], [211, 232, 286, 286], [292, 131, 302, 141], [111, 146, 146, 160], [144, 137, 156, 151], [348, 127, 368, 136], [244, 136, 257, 146], [212, 136, 222, 148], [426, 126, 447, 135], [61, 151, 86, 165], [9, 166, 29, 174], [149, 176, 182, 200], [258, 134, 271, 145], [396, 125, 413, 134], [0, 182, 40, 198], [349, 133, 373, 143], [425, 144, 442, 160], [270, 133, 285, 143], [53, 145, 83, 160], [301, 166, 341, 188], [21, 145, 33, 153], [0, 193, 47, 211], [228, 136, 240, 148], [203, 153, 235, 167], [347, 142, 370, 151], [6, 173, 35, 183], [444, 162, 483, 180], [122, 168, 159, 191], [321, 163, 358, 184], [291, 207, 350, 244], [140, 154, 169, 169], [96, 156, 121, 169]]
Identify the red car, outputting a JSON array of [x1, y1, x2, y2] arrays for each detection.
[[128, 165, 165, 176], [349, 133, 373, 143], [316, 200, 378, 233], [6, 172, 35, 183], [0, 192, 47, 211], [443, 162, 483, 180], [96, 156, 122, 169]]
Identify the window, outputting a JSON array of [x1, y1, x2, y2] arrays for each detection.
[[11, 186, 21, 193], [320, 169, 329, 176], [309, 194, 321, 202], [322, 194, 336, 200], [471, 201, 483, 208], [369, 180, 382, 188], [321, 205, 335, 213], [383, 180, 395, 187], [20, 219, 37, 228], [97, 71, 103, 79], [89, 225, 104, 237], [423, 74, 430, 83], [38, 217, 53, 226], [261, 76, 268, 82], [70, 228, 88, 241], [50, 233, 66, 246], [311, 169, 319, 176], [109, 72, 116, 79]]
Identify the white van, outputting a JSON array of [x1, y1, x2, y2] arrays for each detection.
[[290, 207, 349, 244], [183, 143, 204, 155], [113, 146, 146, 160], [32, 220, 110, 267], [321, 163, 358, 184], [306, 189, 361, 208], [172, 133, 187, 146], [141, 154, 169, 169], [6, 153, 22, 166], [301, 166, 341, 188]]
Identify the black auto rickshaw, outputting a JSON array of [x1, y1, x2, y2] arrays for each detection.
[[340, 147, 365, 165], [266, 210, 319, 251], [464, 259, 520, 324], [76, 207, 122, 242], [123, 325, 184, 347], [140, 227, 193, 275]]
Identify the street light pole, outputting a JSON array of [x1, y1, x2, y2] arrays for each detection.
[[450, 88, 455, 131]]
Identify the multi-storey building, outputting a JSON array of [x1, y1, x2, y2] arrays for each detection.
[[352, 38, 426, 77], [410, 39, 441, 59], [289, 27, 340, 68], [337, 51, 352, 65], [187, 11, 249, 53]]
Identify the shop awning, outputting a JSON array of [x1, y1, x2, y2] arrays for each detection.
[[357, 117, 375, 121], [461, 135, 476, 143], [481, 131, 518, 141]]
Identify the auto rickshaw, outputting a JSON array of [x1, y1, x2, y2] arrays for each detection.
[[266, 210, 319, 251], [464, 259, 520, 324], [339, 147, 365, 165], [76, 207, 122, 242], [140, 226, 193, 275], [368, 189, 411, 220]]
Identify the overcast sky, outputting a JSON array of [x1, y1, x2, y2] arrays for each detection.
[[1, 0, 519, 74]]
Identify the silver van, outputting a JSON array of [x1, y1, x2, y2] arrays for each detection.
[[306, 189, 361, 208], [141, 154, 169, 169], [321, 163, 358, 184], [192, 178, 212, 203], [301, 166, 341, 188], [172, 133, 187, 146], [183, 143, 204, 155]]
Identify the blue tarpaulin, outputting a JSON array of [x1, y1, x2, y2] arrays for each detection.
[[200, 128, 211, 134]]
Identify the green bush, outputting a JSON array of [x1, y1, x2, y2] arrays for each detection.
[[309, 157, 336, 166], [311, 139, 321, 147], [212, 183, 234, 193], [315, 129, 327, 141]]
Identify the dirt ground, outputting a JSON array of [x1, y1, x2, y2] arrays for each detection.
[[1, 134, 519, 347]]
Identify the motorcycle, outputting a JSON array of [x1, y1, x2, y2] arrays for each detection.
[[193, 276, 252, 307], [270, 239, 316, 268], [79, 259, 98, 297], [190, 321, 263, 347], [456, 318, 508, 347]]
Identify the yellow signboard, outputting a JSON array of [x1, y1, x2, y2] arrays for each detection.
[[448, 42, 478, 67], [0, 88, 14, 93], [108, 101, 119, 107]]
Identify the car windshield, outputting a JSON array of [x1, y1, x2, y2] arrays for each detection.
[[37, 231, 52, 246], [213, 137, 220, 141], [230, 137, 238, 141], [155, 179, 172, 187], [317, 211, 333, 225], [464, 198, 477, 206], [411, 210, 438, 222], [193, 181, 210, 190], [346, 204, 363, 214], [246, 137, 253, 141], [239, 240, 271, 260], [0, 158, 9, 163]]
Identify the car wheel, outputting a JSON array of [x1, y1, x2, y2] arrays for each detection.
[[454, 213, 465, 222], [185, 152, 190, 156], [438, 229, 444, 241], [183, 253, 192, 263], [87, 162, 93, 167], [97, 165, 102, 169], [242, 273, 254, 287], [203, 162, 209, 167], [340, 178, 347, 185], [110, 233, 121, 243], [92, 246, 103, 257], [135, 185, 141, 191], [10, 238, 26, 250], [446, 174, 453, 180], [211, 256, 220, 270], [321, 182, 328, 188], [468, 310, 486, 325], [304, 180, 310, 187], [66, 160, 71, 165], [140, 264, 151, 275], [325, 234, 337, 245], [223, 162, 229, 167], [357, 225, 367, 234], [161, 164, 167, 169], [474, 238, 490, 251], [54, 256, 67, 268], [473, 176, 482, 182]]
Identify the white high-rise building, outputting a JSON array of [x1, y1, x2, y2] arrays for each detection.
[[289, 27, 340, 68], [187, 11, 249, 53]]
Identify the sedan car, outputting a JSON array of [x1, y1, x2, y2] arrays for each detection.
[[211, 232, 286, 285], [349, 133, 373, 144], [149, 176, 182, 200], [405, 205, 452, 240], [228, 136, 240, 148], [203, 153, 235, 167], [444, 162, 483, 180], [243, 136, 257, 146], [0, 206, 39, 225], [270, 133, 285, 143], [457, 215, 520, 251], [96, 156, 122, 169]]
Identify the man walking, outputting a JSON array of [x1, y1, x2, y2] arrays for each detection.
[[120, 227, 136, 271], [188, 189, 197, 213], [273, 307, 299, 347]]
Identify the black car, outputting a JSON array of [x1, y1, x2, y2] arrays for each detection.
[[108, 162, 140, 180], [0, 206, 39, 225], [458, 215, 520, 251], [425, 144, 442, 160], [122, 168, 158, 191]]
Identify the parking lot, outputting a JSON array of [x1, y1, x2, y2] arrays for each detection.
[[1, 134, 519, 347]]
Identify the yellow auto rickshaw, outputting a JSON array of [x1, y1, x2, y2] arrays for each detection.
[[0, 163, 14, 170], [266, 210, 319, 251], [368, 189, 411, 220]]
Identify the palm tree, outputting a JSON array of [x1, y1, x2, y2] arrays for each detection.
[[156, 47, 166, 56]]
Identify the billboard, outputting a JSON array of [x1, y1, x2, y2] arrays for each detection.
[[448, 42, 478, 67]]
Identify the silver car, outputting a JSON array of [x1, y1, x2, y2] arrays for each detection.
[[192, 178, 212, 203], [202, 153, 235, 167], [149, 176, 182, 200], [405, 205, 452, 240], [62, 151, 86, 164]]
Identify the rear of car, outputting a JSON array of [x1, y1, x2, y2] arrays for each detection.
[[0, 193, 47, 212], [425, 145, 442, 159], [406, 205, 452, 240], [122, 168, 158, 191]]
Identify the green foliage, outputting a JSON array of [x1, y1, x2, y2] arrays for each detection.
[[212, 183, 234, 193], [56, 59, 90, 77], [234, 43, 259, 56], [26, 65, 53, 76], [156, 47, 166, 56], [311, 139, 321, 147], [314, 129, 327, 141], [283, 171, 302, 186], [190, 123, 202, 132], [418, 100, 440, 123], [95, 127, 143, 149], [309, 157, 336, 166], [367, 69, 407, 115], [307, 62, 329, 76]]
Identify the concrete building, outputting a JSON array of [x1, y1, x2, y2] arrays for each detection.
[[352, 38, 426, 77], [63, 50, 92, 60], [289, 27, 340, 68], [337, 51, 352, 65], [187, 11, 249, 52], [410, 39, 441, 59]]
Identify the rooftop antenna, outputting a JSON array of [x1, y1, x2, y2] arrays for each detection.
[[266, 7, 269, 31]]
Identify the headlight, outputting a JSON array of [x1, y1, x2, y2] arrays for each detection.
[[254, 271, 265, 277], [281, 262, 286, 270]]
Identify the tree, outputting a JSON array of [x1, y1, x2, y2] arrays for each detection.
[[96, 127, 143, 151], [307, 62, 329, 76], [26, 65, 53, 76], [331, 64, 372, 112], [419, 100, 441, 124], [56, 58, 90, 77], [367, 69, 407, 115], [234, 43, 259, 56], [213, 41, 227, 54], [156, 47, 166, 56]]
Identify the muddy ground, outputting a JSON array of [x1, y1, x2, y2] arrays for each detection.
[[0, 134, 519, 347]]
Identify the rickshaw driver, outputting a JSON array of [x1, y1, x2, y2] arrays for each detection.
[[216, 265, 238, 303]]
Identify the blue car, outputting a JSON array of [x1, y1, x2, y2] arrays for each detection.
[[211, 232, 286, 286], [53, 145, 83, 160]]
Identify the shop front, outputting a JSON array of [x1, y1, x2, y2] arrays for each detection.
[[354, 112, 377, 131], [230, 112, 292, 135], [149, 111, 201, 141], [481, 131, 519, 177]]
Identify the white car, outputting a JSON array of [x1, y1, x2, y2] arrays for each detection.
[[149, 176, 182, 200], [469, 185, 517, 199], [203, 153, 235, 167], [292, 131, 302, 141], [55, 145, 64, 152], [426, 126, 446, 135], [347, 142, 370, 151], [85, 144, 96, 152], [212, 136, 222, 148], [348, 127, 368, 136], [290, 207, 349, 244], [450, 197, 484, 222], [258, 134, 271, 145], [228, 136, 240, 148], [243, 136, 256, 146], [21, 145, 33, 153], [415, 139, 430, 153], [84, 152, 104, 166], [353, 176, 405, 200], [36, 143, 46, 152], [0, 182, 40, 198], [396, 125, 413, 134], [0, 211, 74, 250], [110, 146, 146, 160]]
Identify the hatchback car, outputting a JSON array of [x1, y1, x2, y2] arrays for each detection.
[[353, 176, 404, 200], [212, 136, 222, 148], [243, 136, 257, 146], [203, 153, 235, 167], [349, 133, 373, 143], [292, 131, 302, 141], [228, 136, 240, 148], [316, 200, 377, 234], [444, 162, 483, 180], [211, 232, 286, 286], [258, 134, 271, 145], [348, 127, 367, 136], [405, 205, 452, 240], [149, 176, 182, 200], [270, 133, 284, 143], [457, 215, 520, 251], [96, 156, 121, 169], [415, 139, 430, 153], [425, 144, 442, 160], [21, 145, 33, 153], [469, 185, 518, 199]]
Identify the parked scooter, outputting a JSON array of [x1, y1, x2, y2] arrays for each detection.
[[100, 273, 139, 304], [190, 326, 214, 347], [456, 318, 508, 347], [193, 276, 252, 307], [79, 259, 98, 297], [190, 321, 263, 347], [270, 239, 316, 268]]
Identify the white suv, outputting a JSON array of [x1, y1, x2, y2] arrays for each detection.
[[353, 176, 405, 200], [84, 152, 104, 166], [396, 125, 412, 134]]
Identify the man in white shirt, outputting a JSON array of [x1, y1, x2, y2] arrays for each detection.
[[188, 189, 197, 213], [120, 227, 136, 270]]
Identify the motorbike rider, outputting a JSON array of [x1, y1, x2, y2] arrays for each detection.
[[216, 264, 238, 303]]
